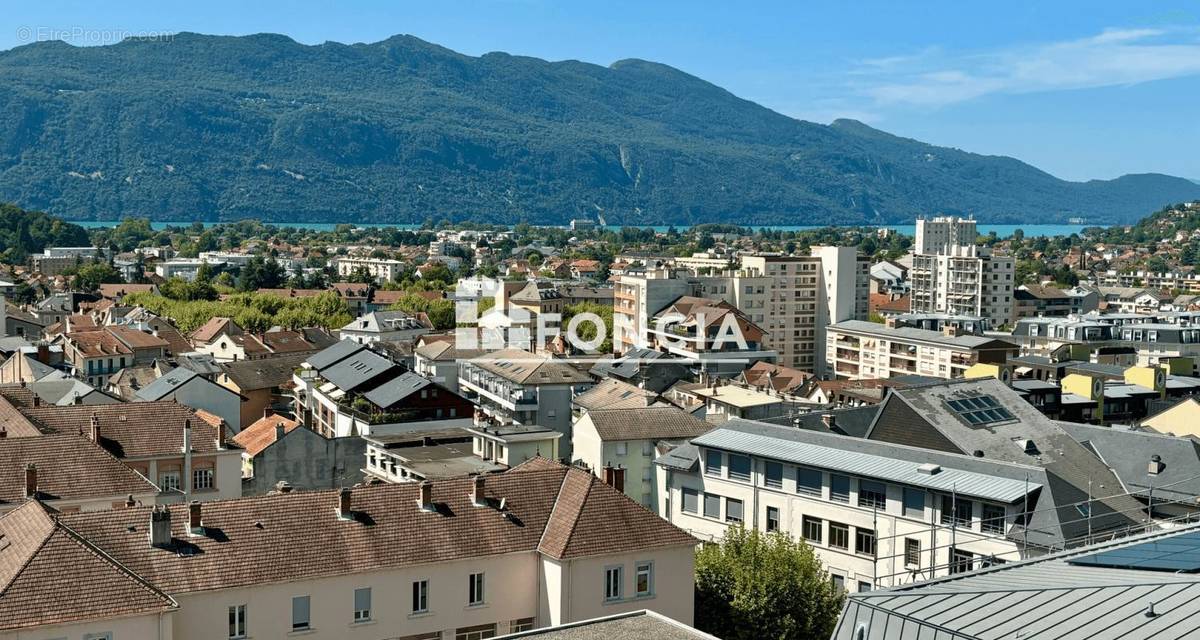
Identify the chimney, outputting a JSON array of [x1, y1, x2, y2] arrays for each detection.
[[125, 494, 136, 508], [32, 395, 40, 408], [90, 413, 99, 442], [417, 481, 434, 512], [471, 474, 486, 507], [149, 505, 172, 548], [35, 343, 49, 365], [217, 420, 227, 449], [337, 487, 353, 520], [188, 500, 203, 535], [602, 466, 626, 492], [23, 463, 37, 498], [182, 419, 193, 499], [0, 426, 7, 439], [263, 406, 274, 419], [73, 392, 83, 405], [821, 413, 836, 431], [1149, 454, 1166, 476], [274, 422, 286, 442], [422, 435, 435, 447]]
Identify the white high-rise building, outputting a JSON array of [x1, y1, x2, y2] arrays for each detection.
[[915, 216, 978, 255]]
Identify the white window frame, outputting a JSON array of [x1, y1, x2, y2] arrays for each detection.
[[604, 565, 623, 601], [635, 561, 654, 598], [353, 587, 371, 623], [468, 572, 485, 606], [412, 579, 430, 614], [291, 595, 310, 631], [228, 604, 247, 639]]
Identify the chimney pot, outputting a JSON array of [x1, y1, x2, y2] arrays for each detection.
[[471, 474, 486, 507], [337, 487, 353, 520], [188, 500, 203, 534], [149, 505, 172, 548], [24, 463, 37, 498], [418, 481, 434, 512], [274, 422, 286, 442]]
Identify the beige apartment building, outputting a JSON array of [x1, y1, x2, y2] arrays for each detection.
[[612, 248, 868, 374], [0, 460, 697, 640], [910, 217, 1014, 329], [335, 256, 406, 283], [825, 320, 1018, 380]]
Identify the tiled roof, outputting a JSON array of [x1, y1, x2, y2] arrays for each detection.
[[107, 325, 169, 350], [98, 283, 157, 299], [469, 349, 593, 385], [189, 317, 238, 343], [582, 407, 712, 442], [572, 378, 660, 412], [232, 414, 302, 457], [0, 434, 157, 504], [0, 389, 46, 437], [220, 352, 310, 391], [52, 464, 694, 596], [65, 330, 133, 357], [260, 330, 322, 354], [20, 402, 230, 459], [0, 501, 175, 631]]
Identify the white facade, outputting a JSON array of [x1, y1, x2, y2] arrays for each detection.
[[910, 250, 1014, 329], [336, 257, 405, 283], [914, 216, 977, 255]]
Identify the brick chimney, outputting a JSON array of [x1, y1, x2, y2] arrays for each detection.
[[149, 505, 172, 548], [337, 487, 353, 520], [274, 422, 286, 442], [216, 420, 227, 449], [125, 494, 136, 508], [188, 500, 203, 535], [417, 481, 434, 512], [89, 412, 99, 442], [602, 466, 626, 492], [471, 474, 486, 507], [35, 343, 49, 365], [263, 406, 274, 419], [821, 413, 837, 431], [23, 463, 37, 498]]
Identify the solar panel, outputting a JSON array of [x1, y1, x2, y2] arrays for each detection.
[[945, 394, 1016, 427], [1069, 531, 1200, 572]]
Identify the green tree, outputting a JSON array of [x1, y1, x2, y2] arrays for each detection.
[[71, 262, 124, 292], [695, 526, 844, 640], [561, 302, 613, 353], [237, 256, 286, 291]]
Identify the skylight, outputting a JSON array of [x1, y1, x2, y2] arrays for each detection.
[[946, 395, 1015, 426]]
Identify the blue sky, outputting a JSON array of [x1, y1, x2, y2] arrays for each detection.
[[4, 1, 1198, 182]]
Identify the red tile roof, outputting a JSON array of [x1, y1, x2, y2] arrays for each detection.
[[20, 402, 230, 459], [232, 415, 302, 457], [0, 434, 158, 505]]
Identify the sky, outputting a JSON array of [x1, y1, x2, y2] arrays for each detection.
[[3, 0, 1199, 182]]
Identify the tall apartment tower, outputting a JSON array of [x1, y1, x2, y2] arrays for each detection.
[[910, 216, 1014, 329], [915, 216, 978, 255], [614, 248, 868, 375]]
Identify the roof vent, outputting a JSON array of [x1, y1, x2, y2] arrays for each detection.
[[417, 481, 435, 513], [1149, 454, 1166, 476], [973, 450, 985, 458], [1016, 439, 1039, 455], [917, 463, 941, 475], [1145, 601, 1159, 618]]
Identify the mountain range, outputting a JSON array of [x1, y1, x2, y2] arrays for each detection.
[[0, 32, 1196, 226]]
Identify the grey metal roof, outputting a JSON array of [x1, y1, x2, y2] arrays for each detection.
[[1057, 422, 1200, 501], [830, 320, 1016, 350], [134, 367, 201, 401], [362, 371, 432, 409], [694, 419, 1040, 503], [832, 523, 1200, 640], [306, 338, 366, 370], [320, 349, 398, 392]]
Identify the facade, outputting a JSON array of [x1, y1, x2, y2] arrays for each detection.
[[339, 309, 432, 344], [914, 216, 977, 255], [826, 320, 1019, 380], [135, 367, 246, 433], [0, 461, 698, 639], [458, 349, 594, 459], [0, 433, 160, 514], [910, 248, 1014, 329], [336, 256, 406, 283], [233, 414, 368, 495]]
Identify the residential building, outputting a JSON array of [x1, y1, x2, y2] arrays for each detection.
[[831, 523, 1200, 640], [154, 257, 221, 281], [910, 247, 1015, 329], [0, 460, 698, 638], [233, 412, 367, 495], [573, 406, 711, 507], [413, 336, 485, 394], [1011, 284, 1073, 322], [339, 309, 433, 344], [459, 349, 594, 459], [336, 256, 405, 283], [363, 429, 504, 483], [914, 216, 977, 255], [134, 367, 246, 432], [218, 352, 311, 428], [646, 296, 775, 378], [0, 433, 159, 514], [826, 319, 1019, 380], [19, 402, 243, 501], [498, 610, 718, 639], [467, 423, 563, 468]]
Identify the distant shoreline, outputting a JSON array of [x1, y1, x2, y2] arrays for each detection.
[[71, 220, 1098, 237]]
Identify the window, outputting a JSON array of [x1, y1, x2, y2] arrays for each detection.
[[510, 619, 536, 633], [858, 581, 873, 592], [291, 595, 310, 631], [412, 579, 429, 613], [616, 442, 628, 456], [950, 548, 974, 574], [941, 495, 973, 527], [468, 572, 485, 606], [705, 450, 723, 477], [858, 480, 887, 510], [766, 506, 780, 532], [830, 475, 850, 503], [725, 498, 743, 523], [829, 522, 849, 550], [635, 561, 653, 597], [903, 488, 926, 519], [831, 574, 846, 592], [704, 493, 721, 519], [193, 468, 214, 491], [682, 487, 699, 514], [855, 527, 876, 557], [728, 454, 751, 481], [159, 471, 180, 492], [228, 604, 247, 639], [904, 538, 921, 567], [642, 441, 653, 456], [945, 395, 1015, 426], [455, 623, 498, 640], [764, 461, 783, 489], [353, 587, 371, 623], [797, 467, 822, 497], [802, 516, 823, 543], [604, 566, 623, 601], [981, 503, 1006, 534]]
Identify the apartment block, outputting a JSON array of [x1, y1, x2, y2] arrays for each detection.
[[914, 216, 977, 255], [335, 256, 406, 283], [826, 320, 1018, 380], [910, 248, 1015, 329]]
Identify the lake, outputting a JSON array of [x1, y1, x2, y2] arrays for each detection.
[[70, 220, 1097, 237]]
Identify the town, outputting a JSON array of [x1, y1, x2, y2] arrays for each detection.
[[1, 201, 1200, 638]]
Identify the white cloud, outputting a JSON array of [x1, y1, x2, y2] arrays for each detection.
[[858, 26, 1200, 108]]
